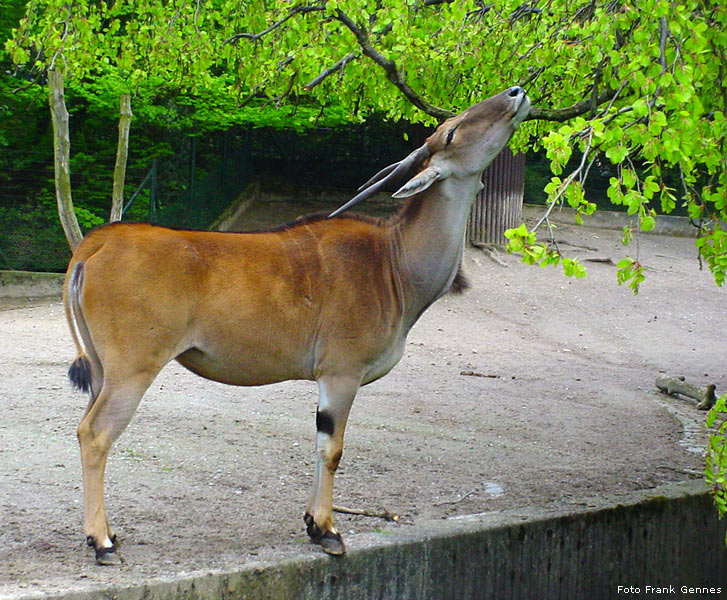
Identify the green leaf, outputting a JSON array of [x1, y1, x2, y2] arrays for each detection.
[[617, 257, 634, 269], [640, 215, 656, 232], [605, 144, 628, 164]]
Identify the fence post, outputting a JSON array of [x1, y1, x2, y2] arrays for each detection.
[[467, 148, 525, 246], [110, 94, 133, 223], [48, 69, 83, 251], [186, 138, 197, 224], [149, 158, 158, 222]]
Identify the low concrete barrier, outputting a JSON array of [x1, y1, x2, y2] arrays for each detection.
[[20, 481, 726, 600], [524, 204, 698, 238], [209, 182, 261, 232], [0, 270, 65, 299]]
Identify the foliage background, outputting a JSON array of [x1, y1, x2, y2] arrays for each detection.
[[1, 0, 725, 280]]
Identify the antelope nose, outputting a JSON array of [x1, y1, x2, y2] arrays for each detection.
[[508, 86, 523, 97]]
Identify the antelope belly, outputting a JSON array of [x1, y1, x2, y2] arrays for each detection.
[[175, 343, 312, 386]]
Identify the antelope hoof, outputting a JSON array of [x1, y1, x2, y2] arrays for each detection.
[[88, 536, 123, 566], [304, 513, 346, 556], [96, 547, 122, 566], [319, 531, 346, 556]]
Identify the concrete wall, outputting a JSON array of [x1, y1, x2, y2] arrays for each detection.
[[0, 270, 65, 299], [28, 481, 726, 600], [209, 182, 261, 232], [526, 204, 699, 238]]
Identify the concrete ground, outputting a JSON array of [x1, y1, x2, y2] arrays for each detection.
[[1, 207, 725, 598]]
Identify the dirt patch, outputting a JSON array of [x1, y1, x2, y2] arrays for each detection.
[[1, 210, 724, 597]]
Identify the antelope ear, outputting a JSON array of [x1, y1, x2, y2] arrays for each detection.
[[392, 167, 441, 198]]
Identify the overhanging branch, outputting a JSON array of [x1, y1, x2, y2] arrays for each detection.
[[224, 5, 325, 44], [303, 52, 357, 91], [525, 90, 618, 122], [333, 8, 622, 124], [334, 9, 454, 120], [223, 4, 628, 126]]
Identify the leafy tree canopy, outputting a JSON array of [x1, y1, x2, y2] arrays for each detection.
[[4, 0, 727, 288]]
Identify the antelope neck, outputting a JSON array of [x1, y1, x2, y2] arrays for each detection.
[[391, 174, 483, 328]]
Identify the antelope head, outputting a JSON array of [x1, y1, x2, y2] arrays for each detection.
[[329, 86, 530, 217]]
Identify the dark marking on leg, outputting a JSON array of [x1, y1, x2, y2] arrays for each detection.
[[304, 512, 322, 540], [316, 410, 335, 436]]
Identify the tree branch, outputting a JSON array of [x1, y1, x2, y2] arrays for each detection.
[[525, 89, 618, 122], [334, 9, 454, 120], [223, 4, 632, 127], [48, 69, 83, 250], [303, 52, 357, 91], [262, 72, 298, 107], [532, 127, 595, 233], [224, 5, 326, 44], [659, 16, 668, 72], [110, 94, 133, 222]]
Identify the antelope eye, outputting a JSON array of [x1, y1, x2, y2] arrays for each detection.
[[445, 128, 456, 146]]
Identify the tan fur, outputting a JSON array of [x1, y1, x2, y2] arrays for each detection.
[[69, 218, 404, 386]]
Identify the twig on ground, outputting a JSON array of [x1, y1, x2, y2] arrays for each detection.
[[471, 242, 509, 267], [659, 465, 703, 477], [460, 371, 500, 378], [434, 488, 478, 506], [584, 257, 616, 265], [555, 239, 599, 252], [655, 375, 717, 410], [333, 504, 400, 521]]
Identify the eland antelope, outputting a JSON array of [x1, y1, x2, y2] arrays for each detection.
[[64, 86, 530, 564]]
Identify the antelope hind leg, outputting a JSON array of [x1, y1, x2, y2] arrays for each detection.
[[77, 373, 155, 565], [305, 376, 359, 556]]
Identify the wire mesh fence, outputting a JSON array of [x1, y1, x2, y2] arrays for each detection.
[[0, 218, 71, 272], [0, 135, 253, 271], [1, 147, 73, 272], [0, 120, 418, 272]]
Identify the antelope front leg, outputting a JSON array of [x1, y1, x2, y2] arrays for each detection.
[[305, 375, 359, 556]]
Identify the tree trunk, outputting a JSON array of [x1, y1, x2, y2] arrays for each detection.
[[468, 148, 525, 246], [110, 94, 133, 222], [48, 69, 83, 251]]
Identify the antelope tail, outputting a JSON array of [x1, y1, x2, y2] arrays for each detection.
[[69, 355, 93, 393], [67, 262, 100, 396]]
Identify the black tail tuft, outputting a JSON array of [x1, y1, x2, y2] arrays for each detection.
[[68, 355, 93, 393], [449, 267, 470, 295]]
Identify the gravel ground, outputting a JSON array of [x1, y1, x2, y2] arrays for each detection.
[[1, 212, 724, 598]]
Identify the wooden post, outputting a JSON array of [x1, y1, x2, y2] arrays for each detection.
[[110, 94, 133, 223], [467, 147, 525, 246], [48, 69, 83, 251]]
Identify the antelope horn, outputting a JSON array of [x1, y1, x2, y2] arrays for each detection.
[[328, 144, 431, 218], [356, 161, 400, 192]]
